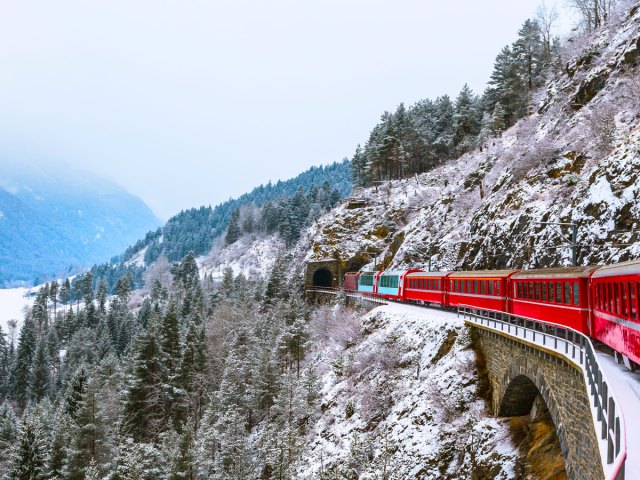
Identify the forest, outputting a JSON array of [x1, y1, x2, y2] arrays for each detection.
[[350, 17, 558, 186], [0, 253, 350, 479]]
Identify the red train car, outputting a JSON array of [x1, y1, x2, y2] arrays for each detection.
[[447, 270, 518, 312], [344, 272, 360, 292], [404, 271, 450, 305], [590, 260, 640, 368], [510, 267, 598, 333]]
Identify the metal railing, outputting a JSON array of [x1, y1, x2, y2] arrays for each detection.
[[459, 305, 627, 480], [305, 287, 387, 306]]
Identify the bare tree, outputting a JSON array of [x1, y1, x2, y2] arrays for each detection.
[[566, 0, 617, 31], [537, 1, 559, 64]]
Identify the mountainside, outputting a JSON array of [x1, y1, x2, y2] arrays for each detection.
[[119, 159, 351, 267], [298, 4, 640, 273], [0, 162, 160, 287]]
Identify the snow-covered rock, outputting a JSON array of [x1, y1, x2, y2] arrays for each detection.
[[295, 4, 640, 273], [295, 303, 518, 479]]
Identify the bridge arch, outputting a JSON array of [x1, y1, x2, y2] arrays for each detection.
[[496, 359, 570, 462], [474, 329, 604, 480]]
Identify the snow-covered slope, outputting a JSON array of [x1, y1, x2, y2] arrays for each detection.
[[297, 4, 640, 272], [294, 303, 518, 479], [0, 287, 33, 335], [197, 234, 285, 281]]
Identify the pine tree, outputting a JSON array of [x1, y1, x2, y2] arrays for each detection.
[[64, 378, 110, 480], [12, 317, 37, 408], [28, 340, 50, 403], [225, 208, 242, 245], [123, 324, 168, 442], [453, 84, 480, 154], [0, 402, 18, 472], [7, 416, 49, 480]]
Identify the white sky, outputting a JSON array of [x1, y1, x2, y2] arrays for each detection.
[[0, 0, 573, 219]]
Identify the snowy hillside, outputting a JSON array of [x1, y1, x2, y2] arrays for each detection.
[[292, 303, 518, 479], [297, 4, 640, 273], [197, 235, 285, 281]]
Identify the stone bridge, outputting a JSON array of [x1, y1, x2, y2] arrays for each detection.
[[463, 307, 628, 480], [473, 325, 603, 480]]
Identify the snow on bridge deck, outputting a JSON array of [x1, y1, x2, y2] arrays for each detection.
[[597, 352, 640, 477]]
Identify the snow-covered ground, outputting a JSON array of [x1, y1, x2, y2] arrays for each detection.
[[197, 234, 284, 281], [295, 302, 518, 479], [596, 352, 640, 477], [0, 287, 33, 337]]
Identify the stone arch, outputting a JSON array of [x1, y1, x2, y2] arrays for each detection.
[[497, 357, 569, 461], [312, 268, 334, 288]]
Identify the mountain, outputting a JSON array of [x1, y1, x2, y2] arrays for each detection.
[[119, 159, 352, 266], [0, 162, 161, 287], [297, 3, 640, 274]]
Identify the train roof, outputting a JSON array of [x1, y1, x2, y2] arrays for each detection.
[[591, 258, 640, 279], [448, 269, 519, 278], [359, 271, 378, 276], [511, 266, 599, 280], [406, 271, 449, 278], [379, 269, 410, 276]]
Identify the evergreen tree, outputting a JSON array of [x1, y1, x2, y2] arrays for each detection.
[[12, 317, 37, 408], [0, 402, 18, 472], [225, 208, 242, 245], [453, 84, 480, 154], [28, 340, 50, 403], [7, 416, 48, 480], [123, 324, 168, 442]]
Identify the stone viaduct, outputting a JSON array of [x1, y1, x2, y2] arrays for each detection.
[[472, 323, 605, 480]]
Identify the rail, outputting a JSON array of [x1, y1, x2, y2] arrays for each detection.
[[458, 305, 627, 480], [305, 287, 387, 305]]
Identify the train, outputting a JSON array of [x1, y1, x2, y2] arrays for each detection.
[[344, 259, 640, 369]]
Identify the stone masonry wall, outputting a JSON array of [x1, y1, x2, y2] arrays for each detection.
[[473, 327, 604, 480]]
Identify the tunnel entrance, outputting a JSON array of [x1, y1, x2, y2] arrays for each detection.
[[312, 268, 334, 288]]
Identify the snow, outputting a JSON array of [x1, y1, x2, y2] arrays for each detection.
[[0, 287, 33, 336], [198, 234, 284, 281], [596, 352, 640, 477], [296, 3, 640, 273], [125, 246, 147, 267], [295, 302, 519, 478]]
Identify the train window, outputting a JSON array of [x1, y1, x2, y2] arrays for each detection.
[[497, 282, 501, 296], [573, 283, 580, 305], [534, 282, 541, 300], [556, 283, 563, 304], [633, 283, 639, 320], [548, 282, 555, 303], [614, 283, 619, 314], [622, 283, 629, 317], [437, 280, 441, 290], [542, 283, 547, 302], [481, 281, 486, 295], [609, 283, 615, 313], [564, 282, 571, 304], [489, 281, 494, 295], [466, 280, 471, 292], [516, 283, 522, 298]]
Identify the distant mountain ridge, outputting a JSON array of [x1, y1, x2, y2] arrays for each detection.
[[120, 159, 352, 265], [0, 162, 161, 287]]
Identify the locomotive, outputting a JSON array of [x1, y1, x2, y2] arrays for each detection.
[[344, 258, 640, 369]]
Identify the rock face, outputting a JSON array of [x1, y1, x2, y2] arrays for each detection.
[[296, 3, 640, 273]]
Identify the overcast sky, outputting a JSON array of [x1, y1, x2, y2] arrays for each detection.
[[0, 0, 572, 219]]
